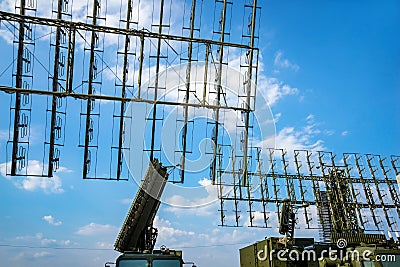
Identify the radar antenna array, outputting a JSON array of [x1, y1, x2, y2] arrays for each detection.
[[215, 149, 400, 240], [0, 0, 398, 238], [0, 0, 261, 181]]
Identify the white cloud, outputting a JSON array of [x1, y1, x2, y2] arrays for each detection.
[[198, 178, 211, 187], [0, 160, 68, 194], [274, 112, 282, 123], [15, 250, 53, 261], [258, 77, 299, 106], [40, 238, 71, 247], [218, 50, 300, 107], [273, 50, 299, 72], [306, 115, 336, 137], [16, 232, 44, 241], [154, 216, 195, 244], [121, 198, 133, 204], [15, 232, 71, 248], [324, 129, 335, 136], [76, 222, 119, 236], [271, 114, 325, 152], [33, 251, 52, 258], [41, 238, 57, 246], [96, 241, 114, 249], [260, 115, 325, 157], [43, 215, 62, 226], [256, 115, 326, 175], [274, 126, 325, 152], [306, 114, 315, 122], [341, 130, 349, 136], [163, 178, 223, 216]]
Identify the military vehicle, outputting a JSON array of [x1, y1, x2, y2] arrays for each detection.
[[107, 159, 196, 267], [239, 168, 400, 267]]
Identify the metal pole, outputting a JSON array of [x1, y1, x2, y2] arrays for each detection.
[[11, 0, 26, 176], [241, 0, 258, 186], [83, 0, 99, 178], [211, 0, 227, 184], [116, 0, 133, 180], [48, 0, 64, 177], [149, 0, 165, 161], [137, 35, 144, 99], [180, 0, 197, 183]]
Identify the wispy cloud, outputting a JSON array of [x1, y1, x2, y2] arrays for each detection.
[[260, 114, 326, 156], [43, 215, 62, 226], [15, 232, 71, 247], [0, 160, 69, 194], [120, 198, 133, 204], [306, 114, 315, 122], [33, 251, 52, 258], [154, 216, 195, 243], [76, 222, 118, 236], [95, 241, 114, 249], [16, 232, 44, 241], [229, 51, 300, 106], [341, 130, 349, 136], [274, 125, 325, 152], [273, 50, 299, 72], [15, 251, 54, 261]]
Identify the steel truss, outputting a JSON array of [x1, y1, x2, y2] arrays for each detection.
[[216, 149, 400, 239], [0, 1, 260, 182]]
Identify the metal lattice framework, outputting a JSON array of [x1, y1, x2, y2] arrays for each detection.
[[0, 0, 399, 240], [216, 149, 400, 239], [0, 0, 261, 181]]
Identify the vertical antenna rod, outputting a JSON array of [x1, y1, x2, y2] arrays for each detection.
[[149, 0, 165, 161], [83, 0, 99, 178], [211, 0, 227, 183], [11, 0, 26, 176], [116, 0, 134, 180], [180, 0, 197, 183], [48, 0, 64, 177], [241, 0, 258, 186]]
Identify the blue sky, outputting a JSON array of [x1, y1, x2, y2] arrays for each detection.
[[0, 0, 399, 267]]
